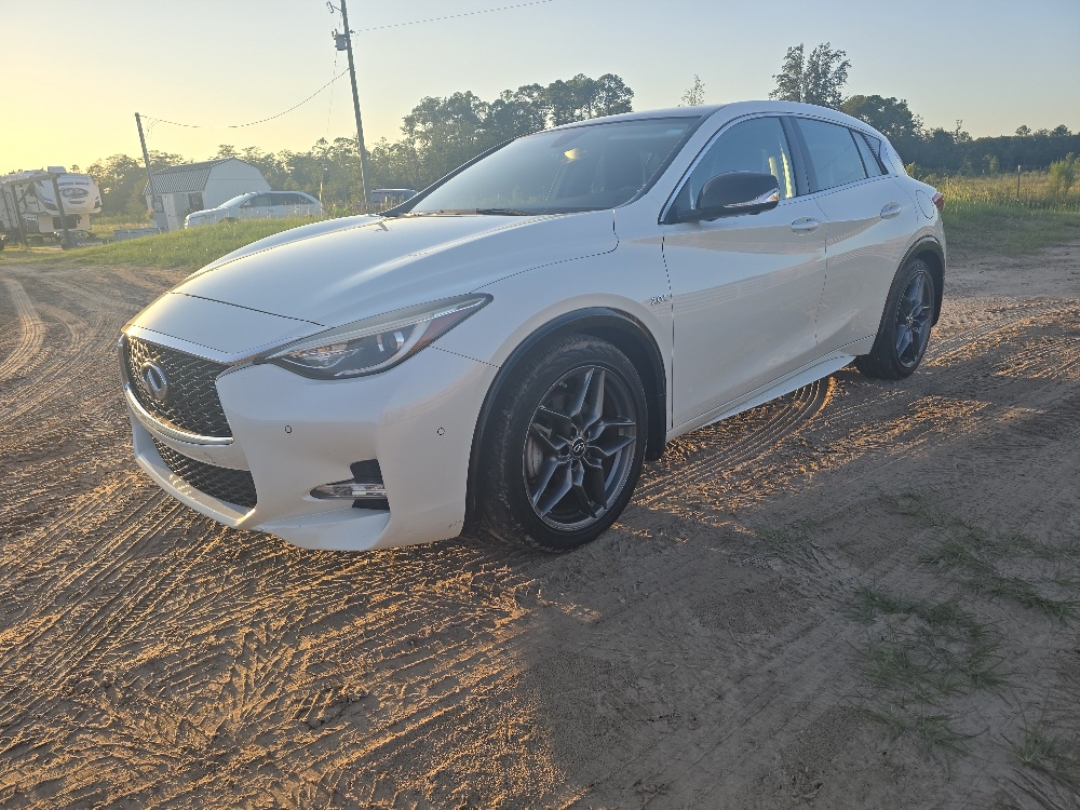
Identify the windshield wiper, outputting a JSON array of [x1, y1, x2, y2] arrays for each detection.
[[474, 208, 538, 216]]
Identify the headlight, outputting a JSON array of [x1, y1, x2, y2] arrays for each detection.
[[259, 294, 491, 379]]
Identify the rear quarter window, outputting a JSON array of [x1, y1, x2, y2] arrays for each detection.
[[852, 131, 885, 177], [797, 118, 868, 192]]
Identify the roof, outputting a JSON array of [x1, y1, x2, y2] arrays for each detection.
[[544, 100, 877, 134], [549, 104, 729, 131], [143, 158, 257, 195]]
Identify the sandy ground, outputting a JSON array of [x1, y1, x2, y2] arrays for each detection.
[[0, 242, 1078, 809]]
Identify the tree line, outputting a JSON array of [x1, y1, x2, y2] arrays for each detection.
[[83, 56, 1076, 219], [769, 43, 1078, 178], [87, 73, 633, 218]]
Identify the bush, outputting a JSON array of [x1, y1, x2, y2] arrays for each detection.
[[1048, 153, 1077, 196]]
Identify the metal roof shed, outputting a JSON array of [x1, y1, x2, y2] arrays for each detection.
[[144, 157, 270, 231]]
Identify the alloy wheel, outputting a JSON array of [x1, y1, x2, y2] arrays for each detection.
[[522, 365, 638, 531], [895, 270, 934, 368]]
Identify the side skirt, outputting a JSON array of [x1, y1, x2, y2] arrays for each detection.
[[667, 341, 867, 441]]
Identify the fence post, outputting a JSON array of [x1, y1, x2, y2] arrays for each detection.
[[1016, 165, 1021, 201]]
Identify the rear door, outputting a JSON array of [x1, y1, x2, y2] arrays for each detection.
[[794, 118, 918, 354], [661, 115, 828, 428]]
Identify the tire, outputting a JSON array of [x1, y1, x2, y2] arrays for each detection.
[[479, 335, 648, 552], [855, 257, 936, 379]]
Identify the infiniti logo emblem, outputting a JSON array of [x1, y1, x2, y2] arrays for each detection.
[[138, 361, 169, 402]]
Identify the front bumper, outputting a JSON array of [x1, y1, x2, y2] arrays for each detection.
[[126, 345, 496, 551]]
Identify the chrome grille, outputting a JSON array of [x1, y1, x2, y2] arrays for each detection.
[[124, 336, 232, 437], [154, 440, 257, 509]]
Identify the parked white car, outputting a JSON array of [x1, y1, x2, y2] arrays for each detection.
[[369, 188, 417, 208], [184, 191, 323, 228], [121, 101, 945, 552]]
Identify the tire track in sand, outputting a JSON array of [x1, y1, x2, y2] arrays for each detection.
[[633, 299, 1070, 510], [0, 278, 45, 384], [637, 379, 833, 505]]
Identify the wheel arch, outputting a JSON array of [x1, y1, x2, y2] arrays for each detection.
[[464, 307, 668, 528]]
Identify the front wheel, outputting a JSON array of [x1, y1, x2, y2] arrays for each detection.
[[855, 257, 936, 379], [479, 335, 647, 552]]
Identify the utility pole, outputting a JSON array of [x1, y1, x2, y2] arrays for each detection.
[[135, 112, 161, 228], [338, 0, 370, 211]]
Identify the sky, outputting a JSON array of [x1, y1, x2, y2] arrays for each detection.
[[1, 0, 1078, 173]]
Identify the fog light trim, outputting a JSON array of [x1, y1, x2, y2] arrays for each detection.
[[311, 481, 387, 500]]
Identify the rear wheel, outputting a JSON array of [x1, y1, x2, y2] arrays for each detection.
[[855, 257, 936, 379], [480, 335, 647, 552]]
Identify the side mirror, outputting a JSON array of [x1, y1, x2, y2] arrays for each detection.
[[682, 171, 781, 221]]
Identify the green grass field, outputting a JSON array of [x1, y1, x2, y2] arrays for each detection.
[[1, 218, 322, 271], [934, 171, 1080, 257], [3, 172, 1078, 271]]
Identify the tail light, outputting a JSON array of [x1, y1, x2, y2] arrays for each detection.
[[932, 192, 945, 212]]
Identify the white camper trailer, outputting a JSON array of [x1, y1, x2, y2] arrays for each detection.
[[0, 167, 103, 242]]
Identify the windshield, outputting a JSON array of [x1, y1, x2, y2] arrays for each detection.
[[217, 193, 255, 209], [407, 117, 699, 215]]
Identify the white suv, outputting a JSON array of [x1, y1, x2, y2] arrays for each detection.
[[122, 101, 945, 552], [184, 191, 323, 228]]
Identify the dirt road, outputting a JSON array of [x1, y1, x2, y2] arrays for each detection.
[[1, 244, 1078, 809]]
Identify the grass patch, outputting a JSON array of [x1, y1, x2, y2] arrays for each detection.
[[1007, 721, 1080, 786], [848, 586, 968, 630], [851, 490, 1080, 782], [943, 202, 1080, 257], [0, 217, 324, 272], [882, 492, 1080, 621], [851, 588, 1008, 702], [865, 707, 974, 760], [752, 518, 827, 558], [974, 573, 1080, 622], [850, 585, 1007, 764]]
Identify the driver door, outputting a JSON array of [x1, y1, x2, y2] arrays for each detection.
[[239, 193, 273, 221], [661, 116, 828, 428]]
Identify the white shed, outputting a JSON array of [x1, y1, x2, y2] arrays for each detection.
[[144, 158, 270, 231]]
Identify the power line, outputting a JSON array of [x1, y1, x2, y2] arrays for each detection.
[[354, 0, 553, 33], [139, 1, 555, 132], [144, 70, 350, 130]]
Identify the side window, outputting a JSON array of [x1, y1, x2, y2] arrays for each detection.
[[249, 193, 272, 207], [861, 132, 884, 161], [852, 131, 885, 177], [798, 118, 867, 192], [672, 117, 796, 215]]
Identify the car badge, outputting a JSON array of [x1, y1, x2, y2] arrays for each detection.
[[139, 361, 169, 402]]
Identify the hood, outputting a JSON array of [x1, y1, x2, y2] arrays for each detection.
[[169, 211, 618, 327]]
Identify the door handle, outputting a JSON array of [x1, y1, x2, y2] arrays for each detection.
[[790, 217, 820, 234], [880, 202, 902, 219]]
